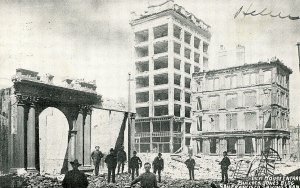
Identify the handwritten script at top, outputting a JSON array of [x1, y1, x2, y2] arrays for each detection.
[[234, 3, 300, 21]]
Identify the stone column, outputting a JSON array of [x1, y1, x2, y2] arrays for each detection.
[[68, 130, 77, 170], [11, 95, 26, 172], [83, 107, 92, 166], [76, 107, 84, 164], [27, 101, 37, 172], [170, 118, 174, 153], [277, 137, 283, 156], [237, 138, 245, 158]]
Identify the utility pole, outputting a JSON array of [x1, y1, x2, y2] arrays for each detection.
[[297, 124, 300, 162], [297, 43, 300, 71], [127, 73, 134, 172]]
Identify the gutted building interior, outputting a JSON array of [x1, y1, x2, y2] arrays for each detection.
[[131, 1, 211, 153]]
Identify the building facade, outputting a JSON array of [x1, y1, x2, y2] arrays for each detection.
[[130, 0, 211, 153], [192, 59, 292, 157]]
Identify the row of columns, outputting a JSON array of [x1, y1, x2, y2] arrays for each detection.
[[199, 136, 288, 157], [10, 94, 93, 172]]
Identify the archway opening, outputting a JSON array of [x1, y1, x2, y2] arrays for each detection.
[[38, 107, 69, 174]]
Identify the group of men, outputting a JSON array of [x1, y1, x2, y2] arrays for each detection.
[[62, 147, 231, 188]]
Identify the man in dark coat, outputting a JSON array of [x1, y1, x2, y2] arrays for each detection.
[[105, 148, 117, 183], [131, 162, 158, 188], [129, 151, 142, 180], [184, 154, 196, 180], [219, 151, 231, 184], [91, 146, 104, 176], [117, 146, 127, 174], [152, 153, 164, 183], [62, 159, 89, 188]]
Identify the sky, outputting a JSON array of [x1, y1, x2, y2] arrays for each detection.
[[0, 0, 299, 125]]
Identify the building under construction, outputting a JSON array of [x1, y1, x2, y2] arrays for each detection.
[[130, 0, 211, 153], [192, 59, 292, 157]]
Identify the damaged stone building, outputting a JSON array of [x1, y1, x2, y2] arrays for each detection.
[[192, 59, 292, 157], [130, 0, 211, 153]]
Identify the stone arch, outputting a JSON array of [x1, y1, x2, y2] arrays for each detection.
[[8, 69, 100, 173]]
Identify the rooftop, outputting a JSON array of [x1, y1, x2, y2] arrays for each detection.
[[130, 0, 210, 34], [193, 58, 293, 77]]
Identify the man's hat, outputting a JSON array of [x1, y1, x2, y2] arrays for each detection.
[[133, 151, 137, 154], [70, 159, 82, 166], [110, 148, 114, 152], [158, 152, 162, 156]]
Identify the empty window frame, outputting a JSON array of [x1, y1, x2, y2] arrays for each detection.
[[197, 116, 202, 131], [185, 106, 191, 118], [225, 75, 237, 89], [194, 52, 200, 63], [207, 78, 219, 91], [263, 70, 272, 84], [174, 122, 181, 132], [174, 74, 181, 86], [243, 73, 257, 86], [209, 95, 220, 109], [154, 41, 168, 54], [136, 76, 149, 88], [154, 73, 168, 85], [174, 104, 181, 117], [154, 89, 168, 101], [135, 46, 149, 58], [136, 107, 149, 117], [185, 92, 191, 103], [174, 88, 181, 101], [184, 31, 192, 44], [153, 24, 168, 39], [174, 58, 181, 70], [203, 57, 208, 70], [226, 113, 237, 130], [135, 122, 150, 133], [194, 37, 200, 49], [174, 42, 181, 54], [209, 114, 220, 131], [136, 92, 149, 103], [226, 93, 238, 108], [154, 105, 169, 116], [154, 56, 168, 70], [244, 112, 257, 130], [136, 61, 149, 73], [173, 24, 182, 39], [244, 91, 256, 107], [153, 121, 170, 132], [185, 122, 191, 133], [184, 62, 191, 74], [135, 29, 149, 43], [185, 77, 191, 89], [184, 48, 191, 59]]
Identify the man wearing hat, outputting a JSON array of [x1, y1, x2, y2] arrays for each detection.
[[91, 146, 104, 176], [105, 148, 117, 183], [152, 153, 164, 183], [219, 151, 231, 184], [62, 159, 89, 188]]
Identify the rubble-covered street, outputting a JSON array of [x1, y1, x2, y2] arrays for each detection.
[[1, 153, 299, 187]]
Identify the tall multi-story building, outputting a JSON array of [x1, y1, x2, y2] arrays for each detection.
[[192, 59, 292, 157], [130, 0, 211, 153]]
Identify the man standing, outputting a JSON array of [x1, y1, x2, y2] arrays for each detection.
[[117, 146, 127, 175], [91, 146, 104, 176], [152, 153, 164, 183], [219, 151, 231, 184], [62, 159, 89, 188], [184, 154, 196, 180], [105, 148, 117, 184], [131, 162, 159, 188], [129, 151, 142, 180]]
